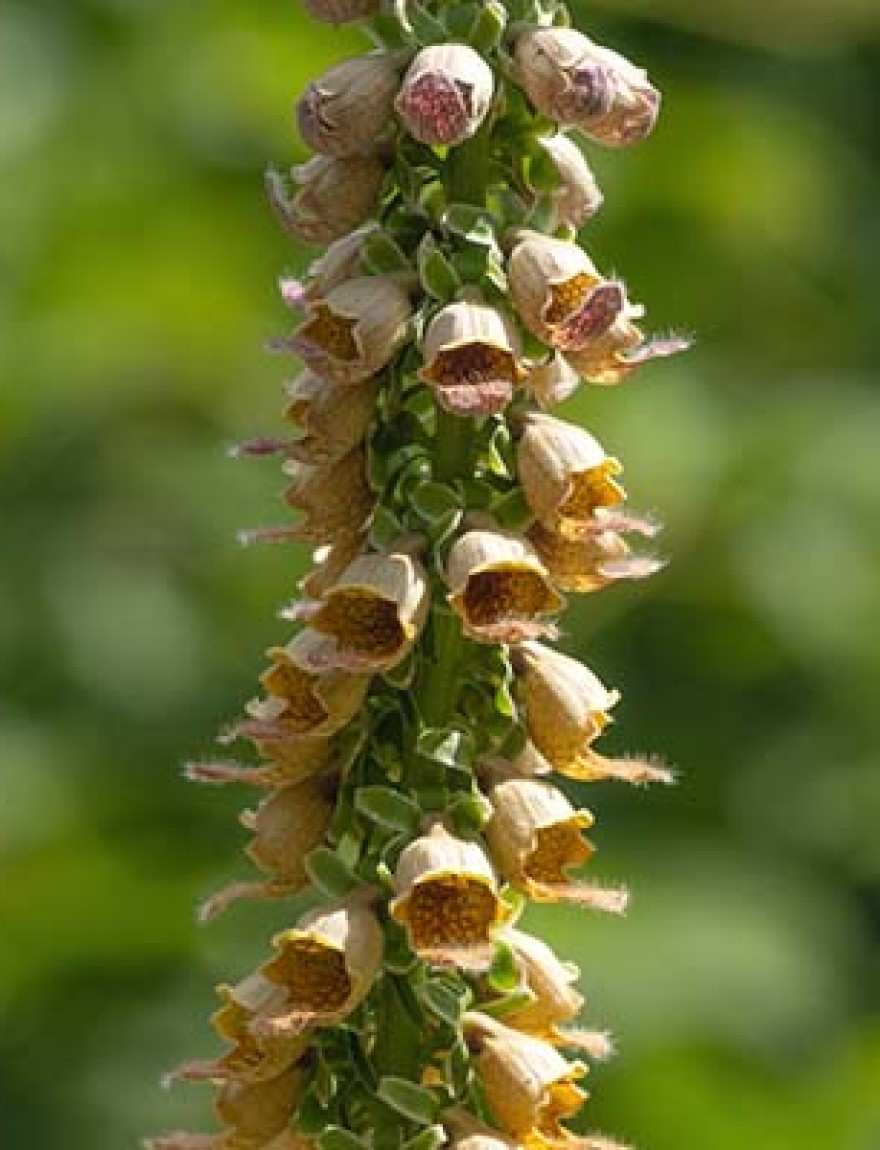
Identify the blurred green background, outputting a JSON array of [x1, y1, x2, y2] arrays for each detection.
[[1, 1, 879, 1147]]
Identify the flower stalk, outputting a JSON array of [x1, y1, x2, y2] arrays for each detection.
[[151, 3, 689, 1149]]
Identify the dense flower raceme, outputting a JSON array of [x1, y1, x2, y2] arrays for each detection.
[[151, 4, 690, 1150]]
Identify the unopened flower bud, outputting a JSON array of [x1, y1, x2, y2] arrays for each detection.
[[517, 413, 624, 538], [259, 895, 383, 1034], [292, 276, 411, 385], [390, 823, 508, 970], [486, 777, 625, 913], [283, 447, 374, 543], [462, 1012, 588, 1140], [539, 134, 603, 229], [515, 27, 660, 147], [446, 527, 564, 644], [420, 300, 526, 416], [283, 371, 378, 466], [509, 233, 624, 353], [396, 44, 494, 148], [303, 0, 379, 23], [266, 155, 384, 245], [297, 53, 401, 158]]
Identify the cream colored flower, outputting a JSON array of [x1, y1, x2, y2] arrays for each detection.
[[462, 1012, 588, 1140], [504, 733, 674, 789], [267, 156, 385, 245], [297, 53, 401, 157], [396, 45, 494, 148], [390, 823, 509, 970], [508, 234, 624, 353], [526, 352, 581, 410], [283, 371, 378, 466], [446, 527, 564, 643], [292, 276, 411, 385], [259, 629, 371, 736], [299, 224, 377, 304], [486, 777, 625, 913], [283, 447, 374, 544], [517, 414, 624, 538], [515, 27, 659, 147], [257, 895, 383, 1035], [539, 134, 603, 230], [186, 735, 335, 789], [296, 552, 429, 671], [420, 300, 526, 416], [299, 533, 368, 600], [527, 521, 663, 594]]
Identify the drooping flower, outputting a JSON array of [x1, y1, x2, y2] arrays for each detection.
[[420, 299, 526, 416], [291, 551, 429, 672], [396, 44, 494, 148], [527, 521, 664, 594], [282, 447, 374, 544], [297, 53, 401, 157], [485, 776, 626, 912], [446, 526, 564, 643], [564, 311, 693, 387], [282, 371, 379, 467], [390, 823, 509, 970], [508, 233, 625, 354], [515, 27, 660, 147], [266, 156, 385, 245], [291, 276, 411, 385]]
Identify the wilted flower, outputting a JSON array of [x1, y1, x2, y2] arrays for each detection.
[[517, 413, 624, 538], [299, 533, 369, 600], [283, 447, 374, 543], [199, 774, 336, 920], [396, 44, 494, 148], [283, 371, 378, 466], [257, 895, 383, 1034], [508, 233, 624, 353], [565, 310, 693, 387], [538, 134, 603, 230], [446, 527, 564, 643], [420, 300, 526, 416], [259, 628, 371, 736], [486, 777, 626, 913], [462, 1012, 588, 1141], [187, 735, 334, 790], [515, 27, 659, 147], [266, 156, 385, 245], [292, 276, 411, 385], [297, 53, 401, 157], [390, 823, 509, 970], [293, 551, 429, 671]]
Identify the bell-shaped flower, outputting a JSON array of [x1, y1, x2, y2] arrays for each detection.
[[283, 447, 374, 544], [446, 527, 564, 643], [486, 777, 625, 913], [396, 44, 494, 148], [291, 276, 411, 385], [390, 823, 509, 970], [508, 234, 624, 354], [256, 894, 383, 1036], [258, 629, 371, 736], [527, 521, 663, 594], [266, 156, 385, 245], [515, 27, 659, 147], [294, 552, 429, 672], [297, 53, 401, 157], [420, 300, 526, 417]]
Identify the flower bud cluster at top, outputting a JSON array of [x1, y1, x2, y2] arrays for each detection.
[[150, 2, 690, 1149]]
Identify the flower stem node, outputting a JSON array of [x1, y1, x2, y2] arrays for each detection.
[[514, 27, 660, 147], [420, 300, 526, 416], [266, 157, 385, 246], [396, 45, 494, 148], [297, 53, 401, 158], [446, 527, 564, 643], [390, 823, 510, 970]]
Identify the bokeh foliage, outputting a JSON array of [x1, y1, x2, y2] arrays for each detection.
[[1, 1, 879, 1147]]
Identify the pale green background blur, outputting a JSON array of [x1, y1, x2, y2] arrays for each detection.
[[1, 1, 879, 1147]]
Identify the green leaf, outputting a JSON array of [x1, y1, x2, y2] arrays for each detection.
[[418, 980, 467, 1026], [416, 727, 475, 770], [369, 506, 405, 550], [407, 2, 448, 44], [320, 1129, 370, 1150], [469, 0, 507, 52], [377, 1076, 440, 1124], [410, 480, 462, 524], [362, 230, 413, 276], [444, 204, 496, 245], [487, 938, 522, 992], [304, 846, 361, 898], [478, 987, 537, 1019], [417, 235, 461, 301], [355, 786, 421, 833], [491, 487, 534, 531], [402, 1127, 448, 1150], [447, 792, 494, 836]]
